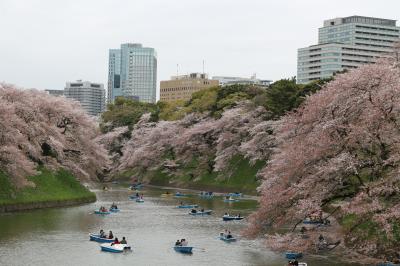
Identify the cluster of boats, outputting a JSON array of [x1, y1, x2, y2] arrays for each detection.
[[93, 186, 243, 256], [94, 204, 119, 215], [89, 231, 131, 253]]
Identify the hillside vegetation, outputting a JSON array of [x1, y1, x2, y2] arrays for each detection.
[[98, 80, 325, 194]]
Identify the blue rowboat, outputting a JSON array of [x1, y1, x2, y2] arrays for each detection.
[[174, 192, 188, 197], [219, 235, 237, 242], [189, 210, 212, 215], [377, 263, 400, 266], [173, 246, 193, 254], [285, 252, 303, 259], [89, 234, 114, 243], [199, 192, 213, 198], [129, 195, 139, 200], [224, 198, 239, 202], [136, 198, 144, 203], [94, 210, 110, 215], [303, 219, 323, 224], [100, 243, 131, 253], [110, 208, 120, 212], [227, 192, 242, 197], [177, 204, 198, 209], [222, 215, 244, 221]]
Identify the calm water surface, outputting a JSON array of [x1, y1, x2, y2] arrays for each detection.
[[0, 186, 358, 266]]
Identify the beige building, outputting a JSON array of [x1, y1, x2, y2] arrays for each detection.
[[160, 73, 219, 102]]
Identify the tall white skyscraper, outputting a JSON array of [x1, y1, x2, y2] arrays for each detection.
[[64, 80, 105, 116], [297, 16, 400, 84], [107, 43, 157, 103]]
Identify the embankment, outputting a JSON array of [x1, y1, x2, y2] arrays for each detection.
[[0, 168, 96, 213]]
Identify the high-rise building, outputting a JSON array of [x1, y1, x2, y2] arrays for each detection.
[[160, 73, 219, 102], [107, 43, 157, 103], [45, 89, 64, 97], [64, 80, 105, 116], [107, 49, 122, 102], [297, 16, 400, 84], [212, 74, 272, 87]]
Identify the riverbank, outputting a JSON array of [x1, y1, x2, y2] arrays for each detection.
[[0, 168, 96, 213], [117, 155, 263, 195]]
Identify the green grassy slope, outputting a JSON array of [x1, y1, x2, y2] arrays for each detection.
[[0, 168, 95, 206]]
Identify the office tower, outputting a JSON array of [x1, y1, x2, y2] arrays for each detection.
[[64, 80, 105, 116], [160, 73, 219, 102], [107, 43, 157, 103], [297, 16, 400, 84]]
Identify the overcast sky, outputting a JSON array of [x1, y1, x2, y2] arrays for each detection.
[[1, 0, 400, 95]]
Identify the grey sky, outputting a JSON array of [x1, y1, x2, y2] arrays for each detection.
[[1, 0, 400, 94]]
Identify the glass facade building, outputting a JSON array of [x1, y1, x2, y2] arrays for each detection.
[[297, 16, 400, 84], [107, 43, 157, 103]]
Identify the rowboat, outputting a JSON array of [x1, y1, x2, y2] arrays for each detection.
[[219, 235, 237, 242], [285, 251, 303, 259], [110, 208, 120, 212], [89, 234, 114, 243], [189, 210, 212, 215], [173, 246, 193, 254], [136, 198, 144, 203], [100, 243, 131, 253], [199, 192, 213, 198], [222, 215, 244, 221], [303, 219, 323, 224], [94, 210, 110, 215], [161, 193, 173, 197], [129, 195, 139, 200], [224, 192, 242, 197], [223, 197, 238, 202], [177, 204, 198, 209], [174, 192, 187, 197]]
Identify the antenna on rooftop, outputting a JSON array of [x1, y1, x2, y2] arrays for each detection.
[[202, 60, 205, 74], [176, 64, 179, 77]]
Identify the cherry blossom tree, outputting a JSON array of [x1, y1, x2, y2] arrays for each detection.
[[247, 57, 400, 259], [116, 102, 276, 181], [0, 84, 109, 188]]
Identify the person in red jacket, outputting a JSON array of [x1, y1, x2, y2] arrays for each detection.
[[111, 238, 120, 246]]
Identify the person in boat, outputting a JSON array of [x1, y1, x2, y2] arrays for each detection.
[[220, 232, 224, 237], [120, 237, 127, 244], [200, 208, 204, 212], [224, 212, 229, 217], [226, 231, 233, 239], [175, 240, 181, 246], [237, 213, 241, 218], [180, 239, 188, 246], [136, 192, 139, 197], [99, 229, 106, 238], [111, 202, 118, 209], [300, 226, 307, 234], [180, 201, 183, 205], [191, 209, 197, 213], [108, 231, 114, 239], [111, 238, 120, 246]]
